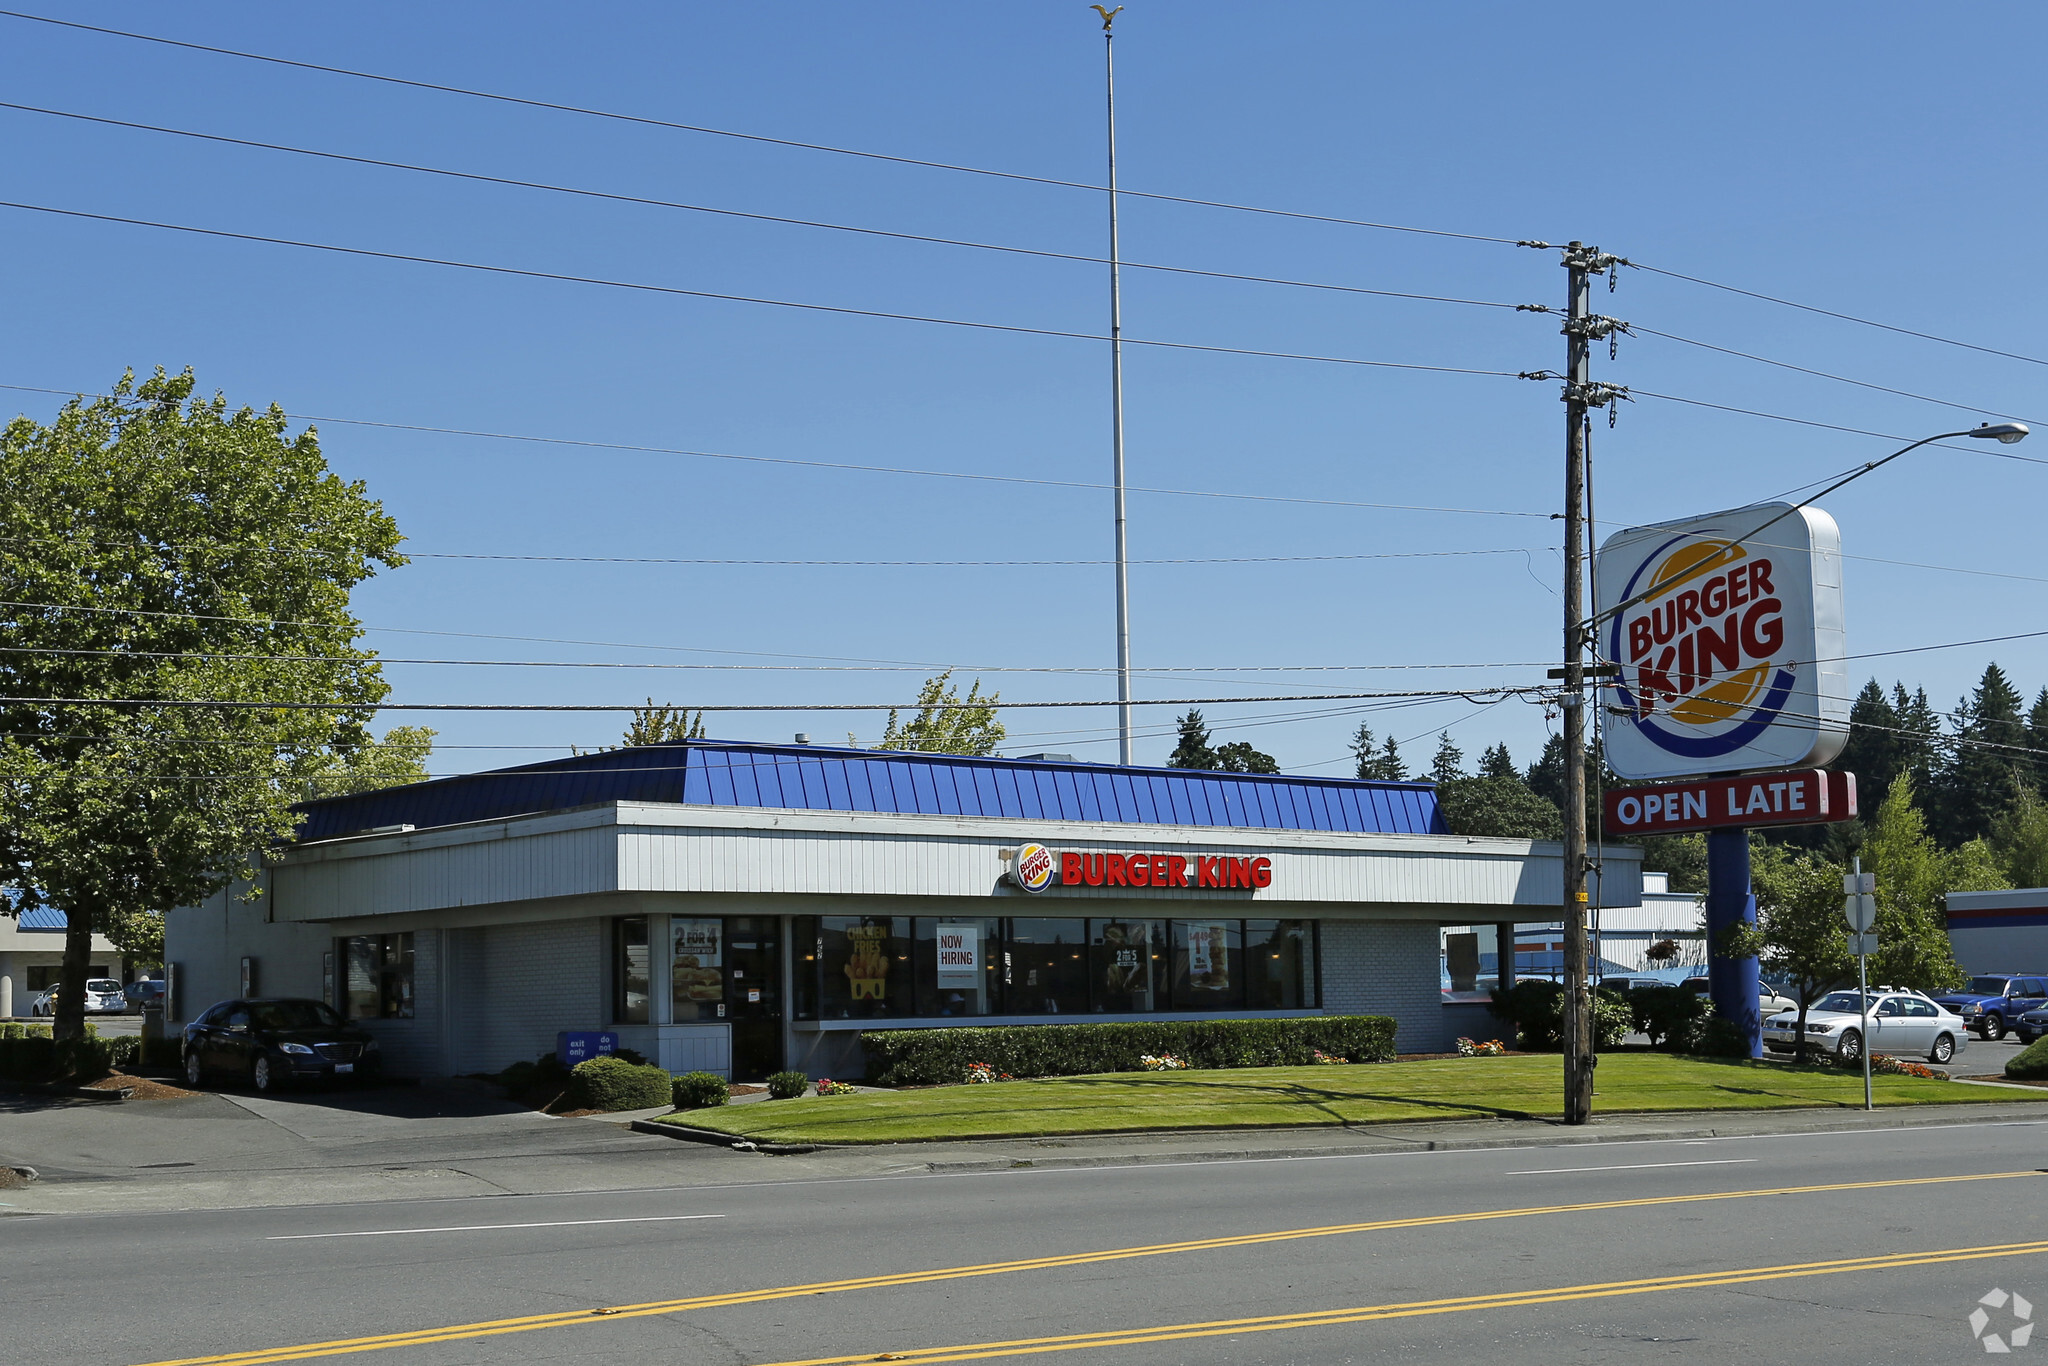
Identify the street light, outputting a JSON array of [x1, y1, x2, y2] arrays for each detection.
[[1970, 422, 2030, 444]]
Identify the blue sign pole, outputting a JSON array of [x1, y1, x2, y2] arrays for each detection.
[[1705, 827, 1761, 1057]]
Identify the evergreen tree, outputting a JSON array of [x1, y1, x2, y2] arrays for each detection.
[[1837, 679, 1906, 814], [2029, 687, 2048, 794], [1430, 734, 1465, 785], [1477, 742, 1517, 780], [1929, 663, 2029, 847], [1348, 722, 1377, 780], [1168, 709, 1218, 770], [1525, 733, 1566, 810], [1894, 684, 1941, 797], [1860, 773, 1985, 994], [1371, 735, 1407, 781]]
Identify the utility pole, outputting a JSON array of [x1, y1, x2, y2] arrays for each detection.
[[1553, 241, 1625, 1126], [1096, 4, 1134, 765]]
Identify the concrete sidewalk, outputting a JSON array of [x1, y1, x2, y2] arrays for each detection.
[[8, 1083, 2048, 1217]]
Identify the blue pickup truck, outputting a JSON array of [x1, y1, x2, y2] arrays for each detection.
[[1932, 974, 2048, 1041]]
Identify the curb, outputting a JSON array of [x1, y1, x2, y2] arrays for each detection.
[[912, 1103, 2048, 1172], [629, 1117, 832, 1155], [0, 1079, 129, 1103]]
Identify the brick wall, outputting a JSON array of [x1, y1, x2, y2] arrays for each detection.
[[1319, 920, 1449, 1054], [471, 919, 607, 1074]]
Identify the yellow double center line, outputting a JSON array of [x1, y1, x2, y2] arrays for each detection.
[[143, 1170, 2045, 1366], [754, 1240, 2048, 1366]]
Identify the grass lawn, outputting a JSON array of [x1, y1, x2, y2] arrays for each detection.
[[677, 1054, 2044, 1145]]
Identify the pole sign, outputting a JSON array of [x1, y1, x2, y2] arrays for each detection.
[[1596, 502, 1849, 780], [1604, 770, 1857, 837]]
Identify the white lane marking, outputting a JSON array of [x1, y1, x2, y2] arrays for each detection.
[[268, 1213, 724, 1240], [1506, 1158, 1760, 1176]]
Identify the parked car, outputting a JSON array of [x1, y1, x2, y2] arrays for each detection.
[[1932, 975, 2048, 1042], [2018, 1006, 2048, 1045], [122, 980, 165, 1014], [83, 979, 126, 1014], [1681, 975, 1798, 1018], [1763, 989, 1969, 1064], [28, 980, 127, 1016], [182, 998, 382, 1093]]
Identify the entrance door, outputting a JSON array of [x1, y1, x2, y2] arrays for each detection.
[[724, 918, 784, 1080]]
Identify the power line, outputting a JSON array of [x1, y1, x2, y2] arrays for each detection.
[[0, 200, 1529, 382], [1633, 262, 2048, 370], [1635, 325, 2039, 427], [0, 9, 1524, 248], [1628, 389, 2048, 468], [0, 686, 1548, 714], [0, 382, 1554, 520], [0, 101, 1529, 315]]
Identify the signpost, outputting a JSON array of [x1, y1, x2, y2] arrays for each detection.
[[1597, 501, 1854, 1059], [1844, 864, 1877, 1111]]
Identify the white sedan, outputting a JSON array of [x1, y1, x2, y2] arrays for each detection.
[[1763, 989, 1969, 1065]]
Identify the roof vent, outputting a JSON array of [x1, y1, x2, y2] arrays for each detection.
[[793, 733, 811, 744], [1014, 752, 1078, 763], [367, 824, 415, 836]]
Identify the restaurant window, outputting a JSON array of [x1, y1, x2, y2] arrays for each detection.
[[340, 933, 414, 1020], [613, 917, 650, 1024], [912, 917, 1001, 1017], [1246, 919, 1318, 1009], [1171, 920, 1243, 1008], [1089, 919, 1166, 1013], [671, 917, 724, 1021], [816, 916, 915, 1019], [1004, 917, 1090, 1015]]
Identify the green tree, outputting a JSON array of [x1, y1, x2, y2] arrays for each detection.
[[871, 672, 1004, 756], [1476, 742, 1518, 780], [1930, 663, 2030, 847], [1213, 741, 1279, 774], [1430, 734, 1465, 785], [1836, 679, 1906, 815], [1860, 773, 1993, 994], [1638, 833, 1709, 895], [623, 702, 706, 746], [0, 370, 403, 1040], [304, 725, 437, 799], [1169, 710, 1218, 770], [1359, 734, 1406, 781], [1435, 774, 1563, 839], [1724, 845, 1851, 1062], [1992, 785, 2048, 889], [2029, 687, 2048, 795]]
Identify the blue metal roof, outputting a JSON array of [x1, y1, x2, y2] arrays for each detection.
[[292, 740, 1446, 841], [17, 906, 68, 931]]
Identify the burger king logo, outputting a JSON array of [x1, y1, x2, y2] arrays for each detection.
[[1010, 842, 1056, 893], [1597, 502, 1847, 781]]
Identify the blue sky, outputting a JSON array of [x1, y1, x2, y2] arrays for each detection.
[[5, 2, 2046, 777]]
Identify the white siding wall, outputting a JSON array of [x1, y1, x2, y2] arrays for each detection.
[[467, 919, 608, 1074], [1319, 921, 1449, 1054]]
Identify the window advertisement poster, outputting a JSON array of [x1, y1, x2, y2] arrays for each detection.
[[672, 918, 724, 1007], [935, 924, 980, 986], [1100, 922, 1149, 996], [1187, 923, 1231, 992], [845, 924, 891, 1000]]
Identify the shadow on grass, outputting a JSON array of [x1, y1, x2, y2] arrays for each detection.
[[1036, 1073, 1541, 1123]]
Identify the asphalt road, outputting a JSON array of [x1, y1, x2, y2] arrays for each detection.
[[10, 1113, 2048, 1365]]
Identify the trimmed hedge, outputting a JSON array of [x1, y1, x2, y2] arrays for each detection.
[[766, 1070, 811, 1099], [0, 1034, 112, 1083], [859, 1015, 1397, 1088], [565, 1056, 673, 1112], [672, 1071, 730, 1109], [2006, 1036, 2048, 1081], [1487, 982, 1631, 1051]]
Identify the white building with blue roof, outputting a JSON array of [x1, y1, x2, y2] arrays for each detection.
[[164, 740, 1640, 1080]]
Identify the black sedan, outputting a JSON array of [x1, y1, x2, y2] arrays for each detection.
[[182, 998, 381, 1092], [2017, 1007, 2048, 1045]]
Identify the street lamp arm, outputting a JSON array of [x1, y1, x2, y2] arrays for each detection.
[[1586, 423, 2026, 638]]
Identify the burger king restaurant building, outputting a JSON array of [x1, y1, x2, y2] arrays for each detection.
[[165, 741, 1640, 1081]]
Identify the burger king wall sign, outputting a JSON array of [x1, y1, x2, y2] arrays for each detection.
[[1595, 501, 1849, 781], [1009, 843, 1057, 893]]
